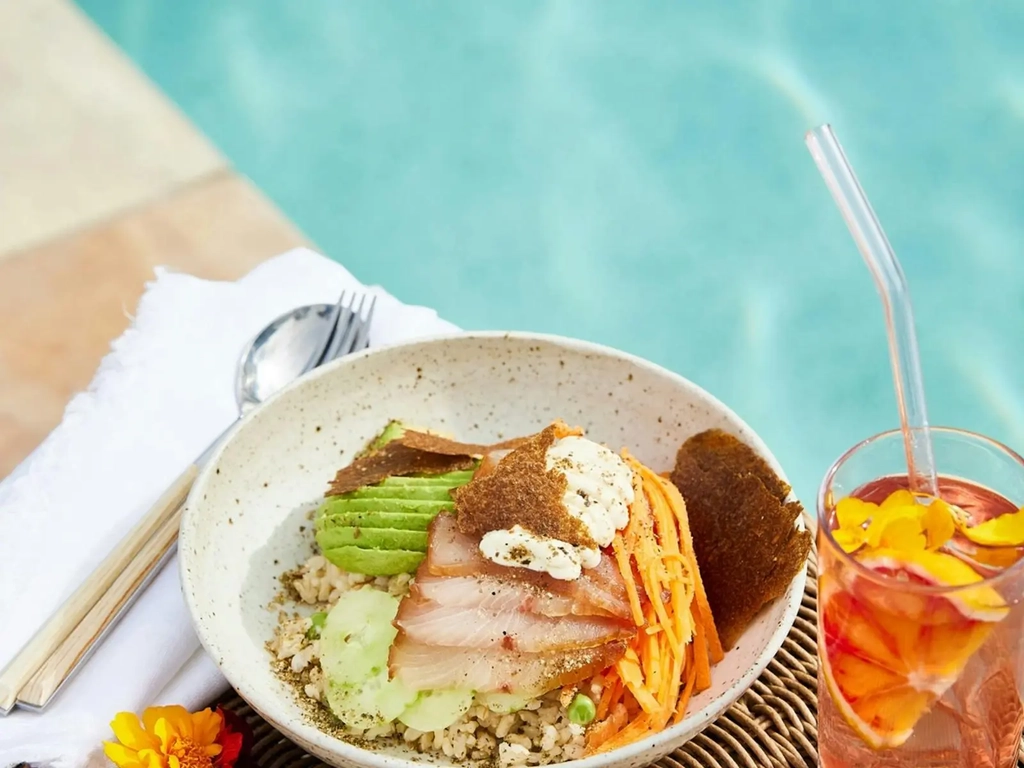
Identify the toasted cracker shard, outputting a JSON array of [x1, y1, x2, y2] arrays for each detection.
[[454, 420, 596, 548], [326, 444, 476, 496], [398, 431, 528, 457], [326, 429, 527, 496], [669, 429, 811, 650]]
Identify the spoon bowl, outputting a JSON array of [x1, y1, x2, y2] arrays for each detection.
[[236, 303, 339, 414]]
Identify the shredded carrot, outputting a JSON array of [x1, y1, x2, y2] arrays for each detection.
[[586, 702, 629, 752], [691, 603, 712, 691], [596, 675, 621, 721], [612, 535, 645, 627], [660, 474, 725, 662], [585, 454, 724, 755], [672, 648, 699, 725], [593, 715, 652, 754]]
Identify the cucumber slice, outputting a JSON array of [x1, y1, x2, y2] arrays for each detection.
[[477, 691, 537, 714], [316, 526, 428, 552], [316, 510, 438, 532], [323, 546, 425, 576], [320, 588, 399, 685], [326, 675, 417, 730], [319, 587, 418, 729], [399, 689, 474, 732]]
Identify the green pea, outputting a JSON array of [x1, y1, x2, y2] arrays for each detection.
[[567, 693, 596, 725], [306, 611, 328, 639]]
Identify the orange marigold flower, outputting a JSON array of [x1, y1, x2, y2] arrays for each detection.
[[103, 705, 243, 768]]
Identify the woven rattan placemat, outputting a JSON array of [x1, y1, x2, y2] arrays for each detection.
[[213, 557, 1024, 767]]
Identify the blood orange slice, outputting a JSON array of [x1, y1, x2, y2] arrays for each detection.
[[820, 548, 1008, 749]]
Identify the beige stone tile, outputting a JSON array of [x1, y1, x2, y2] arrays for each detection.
[[0, 171, 309, 478], [0, 0, 226, 256]]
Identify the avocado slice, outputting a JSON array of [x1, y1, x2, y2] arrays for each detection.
[[317, 526, 428, 552], [379, 471, 475, 487], [316, 510, 439, 532], [343, 485, 455, 502], [353, 420, 409, 460], [321, 498, 454, 515], [371, 420, 408, 450], [323, 546, 425, 576]]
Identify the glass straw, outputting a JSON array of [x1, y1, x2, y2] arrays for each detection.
[[805, 124, 939, 497]]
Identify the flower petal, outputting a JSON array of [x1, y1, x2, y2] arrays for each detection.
[[957, 506, 1024, 547], [922, 500, 956, 550], [833, 528, 866, 554], [163, 704, 195, 739], [137, 748, 170, 768], [153, 718, 176, 753], [836, 497, 876, 530], [112, 712, 158, 751], [104, 741, 142, 768], [865, 504, 921, 548], [190, 708, 223, 746], [143, 706, 189, 738], [880, 489, 917, 512], [877, 515, 927, 551]]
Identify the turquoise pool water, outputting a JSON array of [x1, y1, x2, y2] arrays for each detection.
[[79, 1, 1024, 507]]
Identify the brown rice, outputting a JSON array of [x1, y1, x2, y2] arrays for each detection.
[[269, 554, 589, 765]]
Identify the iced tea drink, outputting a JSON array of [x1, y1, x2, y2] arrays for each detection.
[[817, 428, 1024, 768]]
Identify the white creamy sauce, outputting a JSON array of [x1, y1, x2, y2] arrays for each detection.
[[480, 525, 594, 581], [478, 435, 635, 580]]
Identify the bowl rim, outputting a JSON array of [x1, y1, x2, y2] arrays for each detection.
[[180, 329, 807, 768]]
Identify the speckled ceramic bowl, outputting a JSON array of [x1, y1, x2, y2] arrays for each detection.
[[180, 332, 806, 768]]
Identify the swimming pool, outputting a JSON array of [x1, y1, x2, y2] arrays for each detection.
[[77, 0, 1024, 507]]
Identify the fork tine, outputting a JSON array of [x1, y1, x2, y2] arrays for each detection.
[[353, 295, 376, 351], [311, 289, 347, 368], [321, 294, 356, 364], [325, 293, 363, 362]]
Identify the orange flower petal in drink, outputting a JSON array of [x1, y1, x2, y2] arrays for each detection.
[[955, 506, 1024, 548], [833, 497, 877, 553], [820, 548, 1008, 749], [879, 489, 917, 512], [920, 499, 956, 549], [836, 497, 876, 529]]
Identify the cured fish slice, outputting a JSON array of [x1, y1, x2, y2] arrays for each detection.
[[389, 637, 629, 694], [394, 596, 635, 653], [411, 572, 579, 617], [424, 515, 631, 620]]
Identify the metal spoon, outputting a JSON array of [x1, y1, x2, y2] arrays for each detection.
[[1, 294, 375, 713]]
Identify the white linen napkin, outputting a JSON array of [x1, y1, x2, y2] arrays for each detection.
[[0, 248, 459, 768]]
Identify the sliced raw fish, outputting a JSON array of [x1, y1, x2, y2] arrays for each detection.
[[389, 637, 629, 693], [424, 514, 631, 620], [411, 572, 579, 617], [394, 596, 634, 653]]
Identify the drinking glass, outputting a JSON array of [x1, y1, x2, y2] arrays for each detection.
[[817, 427, 1024, 768]]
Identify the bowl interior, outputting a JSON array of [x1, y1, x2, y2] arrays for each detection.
[[180, 332, 806, 768]]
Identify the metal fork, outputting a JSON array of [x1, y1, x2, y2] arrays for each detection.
[[1, 292, 376, 714]]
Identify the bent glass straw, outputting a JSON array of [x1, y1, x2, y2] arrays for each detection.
[[805, 124, 939, 496]]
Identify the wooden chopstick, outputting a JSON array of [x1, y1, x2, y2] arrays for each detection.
[[16, 507, 184, 709], [0, 463, 198, 713]]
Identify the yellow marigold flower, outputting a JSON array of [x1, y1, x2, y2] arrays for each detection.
[[104, 705, 224, 768]]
